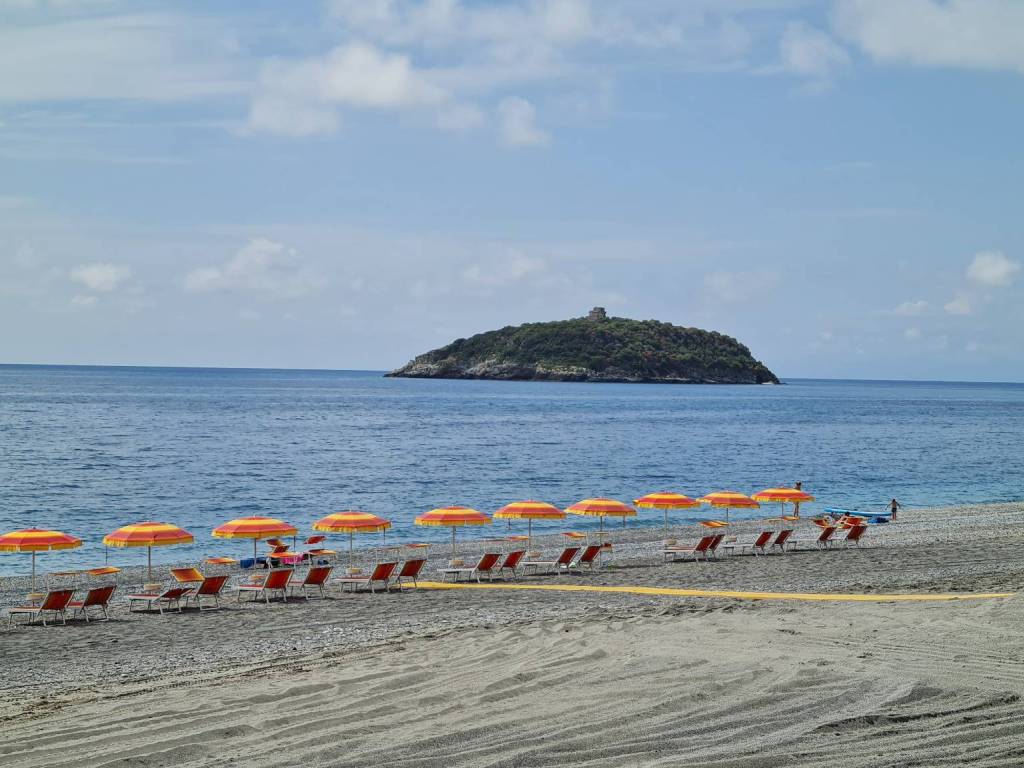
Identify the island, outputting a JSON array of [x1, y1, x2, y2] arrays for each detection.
[[387, 308, 779, 384]]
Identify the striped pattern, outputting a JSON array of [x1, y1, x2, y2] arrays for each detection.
[[0, 528, 82, 552], [212, 516, 297, 540], [313, 511, 391, 533], [103, 521, 194, 548], [634, 492, 700, 509], [493, 501, 565, 520], [752, 488, 816, 503], [698, 491, 760, 509], [414, 506, 491, 527], [565, 498, 636, 518]]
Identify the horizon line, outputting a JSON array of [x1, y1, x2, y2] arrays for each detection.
[[0, 362, 1021, 387]]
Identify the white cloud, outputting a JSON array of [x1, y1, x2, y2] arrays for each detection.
[[70, 262, 130, 292], [944, 294, 972, 316], [497, 96, 549, 147], [702, 270, 777, 303], [462, 251, 546, 287], [779, 22, 849, 78], [183, 238, 324, 299], [966, 250, 1019, 287], [834, 0, 1024, 74], [903, 326, 922, 341], [891, 299, 928, 317]]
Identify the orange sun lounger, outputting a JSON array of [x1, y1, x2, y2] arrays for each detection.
[[69, 584, 116, 622], [522, 546, 581, 574], [127, 586, 192, 615], [393, 558, 427, 590], [663, 536, 714, 562], [8, 589, 76, 627], [440, 552, 502, 582], [287, 566, 333, 600], [337, 562, 398, 593], [721, 530, 773, 556], [236, 568, 293, 604], [185, 574, 230, 610]]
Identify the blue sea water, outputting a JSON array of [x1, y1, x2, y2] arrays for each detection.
[[1, 365, 1022, 574]]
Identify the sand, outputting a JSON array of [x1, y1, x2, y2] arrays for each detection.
[[3, 502, 1024, 767]]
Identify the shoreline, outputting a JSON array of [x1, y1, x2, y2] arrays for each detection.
[[4, 501, 1024, 766]]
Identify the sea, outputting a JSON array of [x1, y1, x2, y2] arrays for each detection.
[[1, 365, 1022, 574]]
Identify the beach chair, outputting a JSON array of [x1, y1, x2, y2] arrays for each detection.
[[127, 586, 192, 615], [337, 562, 398, 593], [496, 550, 526, 580], [8, 589, 75, 627], [706, 533, 726, 560], [663, 536, 714, 562], [170, 567, 205, 584], [440, 552, 502, 583], [68, 584, 116, 622], [721, 531, 773, 557], [392, 559, 427, 590], [770, 529, 794, 553], [522, 546, 581, 575], [815, 526, 837, 549], [575, 544, 603, 570], [288, 566, 333, 600], [185, 574, 230, 610], [236, 568, 293, 604], [840, 524, 868, 548]]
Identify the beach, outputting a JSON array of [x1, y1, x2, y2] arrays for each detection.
[[3, 502, 1024, 767]]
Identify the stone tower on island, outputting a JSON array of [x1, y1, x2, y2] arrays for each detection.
[[587, 307, 607, 322]]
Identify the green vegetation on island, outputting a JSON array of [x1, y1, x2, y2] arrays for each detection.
[[388, 308, 779, 384]]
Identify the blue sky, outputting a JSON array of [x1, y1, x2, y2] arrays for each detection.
[[1, 0, 1022, 380]]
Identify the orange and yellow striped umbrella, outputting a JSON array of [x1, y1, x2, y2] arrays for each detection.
[[493, 501, 565, 545], [212, 516, 298, 563], [414, 506, 491, 555], [103, 521, 194, 580], [635, 492, 700, 531], [313, 511, 392, 561], [566, 498, 636, 532], [752, 487, 815, 518], [0, 528, 82, 590], [698, 491, 759, 523]]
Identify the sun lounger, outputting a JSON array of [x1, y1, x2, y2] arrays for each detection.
[[573, 544, 604, 570], [770, 529, 794, 552], [236, 568, 293, 604], [127, 586, 193, 615], [440, 552, 502, 582], [184, 574, 230, 610], [8, 589, 76, 627], [522, 546, 581, 574], [721, 530, 773, 556], [496, 550, 526, 580], [706, 533, 727, 560], [337, 562, 398, 593], [664, 536, 714, 562], [839, 524, 867, 547], [68, 585, 116, 622], [170, 567, 205, 584], [392, 558, 427, 590], [288, 566, 333, 600]]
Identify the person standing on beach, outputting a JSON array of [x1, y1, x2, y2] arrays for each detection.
[[794, 481, 803, 517], [889, 498, 902, 520]]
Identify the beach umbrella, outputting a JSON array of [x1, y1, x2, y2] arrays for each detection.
[[212, 516, 298, 564], [752, 488, 815, 518], [698, 491, 760, 524], [566, 498, 636, 533], [313, 511, 391, 563], [493, 501, 565, 547], [634, 492, 701, 532], [414, 506, 491, 556], [103, 521, 194, 581], [0, 528, 82, 591]]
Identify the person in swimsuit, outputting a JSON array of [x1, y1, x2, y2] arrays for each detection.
[[889, 498, 902, 520]]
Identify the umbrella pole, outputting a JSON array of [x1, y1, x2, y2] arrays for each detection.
[[451, 527, 456, 558], [147, 546, 152, 581], [31, 552, 36, 592], [253, 538, 258, 566], [664, 510, 669, 533], [349, 532, 354, 565]]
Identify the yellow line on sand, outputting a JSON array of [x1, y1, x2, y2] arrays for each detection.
[[414, 581, 1014, 603]]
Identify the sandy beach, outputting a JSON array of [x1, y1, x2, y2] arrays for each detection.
[[3, 502, 1024, 767]]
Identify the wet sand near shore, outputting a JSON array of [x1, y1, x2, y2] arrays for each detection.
[[3, 503, 1024, 767]]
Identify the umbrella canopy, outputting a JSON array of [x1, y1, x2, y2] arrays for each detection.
[[414, 506, 491, 555], [698, 491, 760, 523], [752, 487, 815, 517], [493, 501, 565, 546], [566, 498, 636, 532], [212, 516, 298, 562], [635, 492, 700, 531], [313, 511, 392, 561], [0, 528, 82, 590], [103, 521, 194, 580]]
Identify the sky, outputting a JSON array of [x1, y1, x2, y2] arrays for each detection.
[[1, 0, 1022, 381]]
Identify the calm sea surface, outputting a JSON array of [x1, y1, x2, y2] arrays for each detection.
[[1, 365, 1022, 574]]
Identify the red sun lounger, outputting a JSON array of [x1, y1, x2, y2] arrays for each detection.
[[8, 589, 76, 627], [721, 531, 773, 556], [496, 550, 526, 580], [127, 586, 193, 615], [185, 574, 230, 610], [393, 558, 427, 590], [69, 584, 116, 622], [840, 524, 868, 547], [236, 568, 293, 604], [440, 552, 502, 582], [522, 547, 581, 574], [663, 536, 714, 562], [288, 566, 333, 600], [337, 562, 398, 593], [770, 529, 794, 552]]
